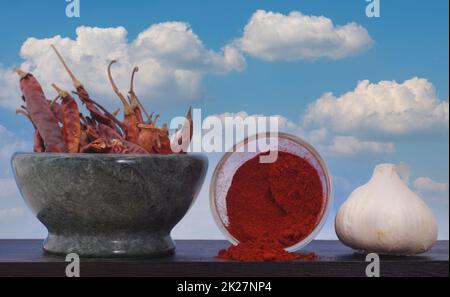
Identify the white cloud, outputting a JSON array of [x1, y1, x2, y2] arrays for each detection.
[[202, 111, 393, 156], [203, 111, 305, 149], [332, 175, 354, 192], [412, 176, 449, 239], [0, 207, 25, 218], [216, 111, 303, 135], [307, 128, 329, 144], [303, 77, 449, 138], [0, 127, 45, 239], [0, 125, 32, 177], [0, 205, 46, 238], [0, 66, 20, 110], [0, 23, 245, 110], [414, 177, 449, 193], [236, 10, 373, 61], [321, 135, 395, 156], [394, 162, 411, 184], [0, 178, 18, 199]]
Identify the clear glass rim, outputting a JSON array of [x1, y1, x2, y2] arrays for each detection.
[[209, 132, 333, 252]]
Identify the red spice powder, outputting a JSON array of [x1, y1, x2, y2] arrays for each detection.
[[217, 151, 324, 262]]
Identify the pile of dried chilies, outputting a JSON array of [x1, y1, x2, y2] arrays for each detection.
[[15, 45, 192, 155]]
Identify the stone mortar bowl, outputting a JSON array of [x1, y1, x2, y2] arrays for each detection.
[[12, 153, 208, 258]]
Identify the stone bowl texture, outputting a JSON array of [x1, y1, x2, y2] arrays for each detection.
[[12, 153, 208, 258]]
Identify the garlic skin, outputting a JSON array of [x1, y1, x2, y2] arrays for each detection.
[[335, 164, 438, 255]]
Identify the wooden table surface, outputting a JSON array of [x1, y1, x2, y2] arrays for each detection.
[[0, 240, 448, 277]]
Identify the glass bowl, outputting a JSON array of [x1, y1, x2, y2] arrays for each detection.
[[209, 132, 333, 252]]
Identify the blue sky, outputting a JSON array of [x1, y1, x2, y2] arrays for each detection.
[[0, 0, 448, 240]]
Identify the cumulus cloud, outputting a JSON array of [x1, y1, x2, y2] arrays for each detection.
[[209, 111, 302, 133], [304, 128, 395, 156], [0, 126, 39, 238], [0, 125, 32, 176], [412, 175, 449, 238], [0, 66, 21, 110], [414, 177, 449, 193], [201, 111, 393, 156], [0, 204, 46, 238], [0, 11, 374, 110], [332, 175, 354, 192], [0, 207, 25, 218], [0, 23, 245, 110], [235, 10, 373, 61], [303, 77, 449, 138], [198, 111, 303, 152], [321, 136, 395, 156], [0, 178, 18, 199]]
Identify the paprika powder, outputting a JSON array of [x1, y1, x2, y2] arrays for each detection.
[[217, 151, 324, 261]]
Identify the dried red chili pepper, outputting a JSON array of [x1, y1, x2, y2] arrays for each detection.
[[33, 130, 45, 153], [80, 138, 108, 153], [157, 124, 172, 154], [48, 97, 62, 123], [107, 139, 127, 154], [112, 108, 120, 117], [128, 66, 145, 124], [137, 124, 159, 153], [97, 123, 148, 154], [79, 125, 89, 148], [52, 84, 82, 153], [86, 125, 100, 142], [137, 120, 171, 154], [108, 60, 140, 143], [16, 108, 45, 152], [17, 45, 193, 156], [15, 68, 67, 153], [81, 137, 147, 155], [170, 107, 193, 153], [97, 123, 123, 140], [51, 45, 121, 134], [121, 140, 149, 154]]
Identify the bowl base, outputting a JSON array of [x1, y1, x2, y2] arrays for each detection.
[[43, 232, 175, 258]]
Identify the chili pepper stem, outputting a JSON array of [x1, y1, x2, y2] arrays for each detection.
[[79, 113, 88, 125], [129, 67, 139, 106], [49, 95, 61, 106], [148, 112, 155, 125], [162, 123, 169, 136], [186, 106, 192, 120], [13, 67, 28, 79], [51, 84, 69, 98], [107, 60, 133, 115], [129, 66, 151, 121], [112, 108, 121, 117], [182, 106, 193, 133], [51, 45, 83, 88], [137, 123, 153, 129], [152, 114, 160, 127], [16, 108, 31, 120], [72, 91, 125, 130]]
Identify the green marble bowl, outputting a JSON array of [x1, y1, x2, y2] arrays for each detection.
[[12, 153, 208, 258]]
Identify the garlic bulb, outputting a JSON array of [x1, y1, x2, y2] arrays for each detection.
[[335, 163, 438, 255]]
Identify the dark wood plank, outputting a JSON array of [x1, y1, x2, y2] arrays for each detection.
[[0, 240, 448, 277]]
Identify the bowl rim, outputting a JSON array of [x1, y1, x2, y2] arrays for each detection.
[[11, 152, 208, 159], [209, 132, 333, 252]]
